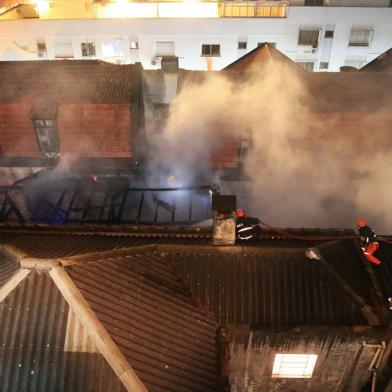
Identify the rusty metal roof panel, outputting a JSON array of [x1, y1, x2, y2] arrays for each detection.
[[168, 250, 368, 326], [0, 250, 18, 286], [0, 270, 126, 392], [66, 253, 219, 392]]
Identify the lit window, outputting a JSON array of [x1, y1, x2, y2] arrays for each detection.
[[81, 42, 96, 57], [298, 30, 319, 47], [102, 39, 124, 58], [201, 44, 220, 57], [349, 29, 373, 47], [272, 354, 317, 378], [130, 40, 139, 50], [54, 38, 74, 59]]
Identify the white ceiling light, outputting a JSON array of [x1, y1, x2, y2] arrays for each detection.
[[272, 354, 317, 378]]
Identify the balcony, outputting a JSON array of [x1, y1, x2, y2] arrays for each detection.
[[0, 0, 287, 20]]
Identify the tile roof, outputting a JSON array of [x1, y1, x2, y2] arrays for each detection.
[[223, 42, 304, 73], [360, 47, 392, 72], [302, 71, 392, 112], [0, 60, 139, 103]]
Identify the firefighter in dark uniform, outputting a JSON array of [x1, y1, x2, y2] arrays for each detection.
[[236, 209, 261, 241], [357, 218, 381, 265]]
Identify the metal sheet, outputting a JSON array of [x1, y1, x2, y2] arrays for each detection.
[[0, 270, 125, 392], [67, 253, 219, 392]]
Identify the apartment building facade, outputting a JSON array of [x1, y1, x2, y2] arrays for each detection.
[[0, 0, 391, 71]]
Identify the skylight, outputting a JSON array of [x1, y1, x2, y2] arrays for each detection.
[[272, 354, 317, 378]]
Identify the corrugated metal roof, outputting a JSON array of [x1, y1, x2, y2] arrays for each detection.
[[168, 249, 368, 326], [0, 232, 210, 258], [0, 270, 126, 392], [66, 253, 219, 392], [0, 250, 18, 286]]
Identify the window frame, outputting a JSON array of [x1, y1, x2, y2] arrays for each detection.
[[36, 38, 47, 58], [272, 354, 318, 379], [81, 42, 96, 57], [298, 29, 320, 47], [32, 118, 60, 157], [319, 61, 329, 70], [201, 44, 221, 57], [349, 29, 373, 47], [238, 41, 247, 50], [324, 30, 334, 38]]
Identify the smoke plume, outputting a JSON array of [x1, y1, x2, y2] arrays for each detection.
[[153, 62, 391, 232]]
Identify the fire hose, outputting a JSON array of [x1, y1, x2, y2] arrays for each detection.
[[257, 219, 392, 246]]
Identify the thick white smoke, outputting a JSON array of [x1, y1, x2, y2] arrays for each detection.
[[153, 62, 391, 232]]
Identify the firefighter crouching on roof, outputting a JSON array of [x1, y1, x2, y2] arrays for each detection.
[[357, 218, 382, 266], [236, 209, 261, 241]]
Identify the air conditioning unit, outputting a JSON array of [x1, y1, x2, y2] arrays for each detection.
[[151, 57, 162, 67]]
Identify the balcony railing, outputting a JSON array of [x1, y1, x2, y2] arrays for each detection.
[[0, 0, 287, 20]]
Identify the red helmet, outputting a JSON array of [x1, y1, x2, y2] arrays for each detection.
[[236, 209, 245, 218], [357, 218, 367, 228]]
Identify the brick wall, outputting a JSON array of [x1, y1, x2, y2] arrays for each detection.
[[59, 103, 132, 158], [0, 104, 40, 157], [0, 102, 132, 159]]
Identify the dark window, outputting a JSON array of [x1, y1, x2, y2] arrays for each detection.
[[238, 134, 252, 163], [258, 42, 276, 48], [305, 0, 324, 5], [298, 30, 319, 47], [36, 39, 47, 57], [319, 62, 329, 70], [238, 41, 247, 50], [201, 44, 220, 57], [81, 42, 96, 57], [349, 29, 372, 46], [324, 30, 334, 38], [154, 104, 170, 129], [33, 119, 60, 156]]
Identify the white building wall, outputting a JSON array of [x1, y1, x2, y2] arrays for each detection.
[[0, 6, 391, 71]]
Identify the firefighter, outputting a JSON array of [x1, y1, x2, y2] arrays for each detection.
[[236, 209, 261, 241], [357, 218, 381, 266]]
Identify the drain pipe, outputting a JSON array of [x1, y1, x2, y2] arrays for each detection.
[[363, 341, 386, 392]]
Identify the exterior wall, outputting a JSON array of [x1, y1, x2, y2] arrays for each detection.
[[228, 328, 388, 392], [0, 6, 391, 71], [0, 103, 40, 157], [0, 103, 132, 159], [59, 103, 132, 158]]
